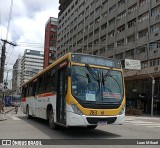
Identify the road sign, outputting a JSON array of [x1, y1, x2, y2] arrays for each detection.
[[125, 59, 141, 70]]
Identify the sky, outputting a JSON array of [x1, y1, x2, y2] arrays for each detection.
[[0, 0, 59, 85]]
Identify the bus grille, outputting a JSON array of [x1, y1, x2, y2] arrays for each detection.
[[86, 117, 117, 124]]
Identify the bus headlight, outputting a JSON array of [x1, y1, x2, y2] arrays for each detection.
[[71, 103, 83, 115], [119, 105, 125, 115]]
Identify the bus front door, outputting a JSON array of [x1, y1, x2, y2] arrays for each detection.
[[56, 67, 67, 125]]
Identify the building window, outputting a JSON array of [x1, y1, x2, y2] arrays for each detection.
[[93, 50, 98, 55], [138, 29, 148, 38], [118, 0, 125, 7], [90, 11, 94, 18], [94, 39, 99, 44], [128, 19, 136, 28], [126, 49, 134, 57], [102, 11, 107, 18], [95, 17, 100, 23], [141, 61, 148, 68], [138, 12, 149, 23], [108, 30, 115, 37], [137, 46, 146, 54], [94, 28, 99, 34], [109, 5, 116, 13], [117, 11, 126, 20], [128, 3, 137, 14], [109, 17, 115, 25], [101, 22, 107, 30], [150, 23, 160, 34], [116, 53, 123, 59], [100, 35, 106, 42], [151, 5, 160, 17], [100, 47, 105, 54], [102, 0, 108, 5], [117, 25, 125, 33], [127, 34, 135, 43], [149, 41, 160, 51], [95, 6, 101, 13], [139, 0, 150, 7], [107, 43, 114, 50], [117, 39, 124, 47]]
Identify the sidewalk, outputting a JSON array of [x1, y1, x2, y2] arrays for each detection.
[[0, 107, 14, 121]]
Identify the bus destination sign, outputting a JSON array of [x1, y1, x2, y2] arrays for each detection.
[[71, 54, 120, 68]]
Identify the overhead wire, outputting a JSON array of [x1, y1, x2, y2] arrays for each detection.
[[6, 0, 13, 40]]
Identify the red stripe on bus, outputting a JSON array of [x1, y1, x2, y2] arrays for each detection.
[[38, 92, 56, 98], [21, 98, 26, 102]]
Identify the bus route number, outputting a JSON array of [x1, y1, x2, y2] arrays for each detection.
[[89, 110, 97, 115]]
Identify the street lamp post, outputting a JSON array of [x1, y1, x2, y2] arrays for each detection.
[[144, 69, 155, 117]]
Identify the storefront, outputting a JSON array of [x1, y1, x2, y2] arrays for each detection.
[[125, 77, 160, 115]]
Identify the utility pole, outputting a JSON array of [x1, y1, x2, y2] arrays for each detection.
[[0, 39, 17, 83], [0, 39, 17, 102]]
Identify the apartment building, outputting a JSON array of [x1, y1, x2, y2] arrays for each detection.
[[57, 0, 160, 114], [21, 49, 44, 86], [12, 58, 22, 94], [43, 17, 58, 69]]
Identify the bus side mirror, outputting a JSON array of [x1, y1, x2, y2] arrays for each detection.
[[66, 67, 71, 77]]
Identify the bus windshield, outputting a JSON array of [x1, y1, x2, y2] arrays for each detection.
[[71, 65, 123, 103]]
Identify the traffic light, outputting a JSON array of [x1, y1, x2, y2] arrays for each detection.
[[121, 60, 125, 69], [3, 81, 8, 90]]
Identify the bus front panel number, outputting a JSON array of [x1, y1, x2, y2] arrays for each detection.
[[89, 110, 97, 115]]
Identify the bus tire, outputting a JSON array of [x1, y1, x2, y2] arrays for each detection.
[[26, 106, 32, 119], [87, 125, 97, 129], [49, 109, 57, 130]]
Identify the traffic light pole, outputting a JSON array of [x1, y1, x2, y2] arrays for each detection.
[[144, 69, 155, 117]]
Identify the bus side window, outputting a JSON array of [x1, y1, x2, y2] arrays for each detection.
[[32, 81, 37, 96], [46, 69, 55, 92]]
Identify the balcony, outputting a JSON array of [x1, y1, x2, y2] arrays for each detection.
[[137, 20, 148, 31], [128, 0, 137, 8], [138, 3, 149, 16]]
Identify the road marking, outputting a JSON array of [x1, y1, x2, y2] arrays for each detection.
[[125, 118, 160, 128], [11, 116, 21, 120]]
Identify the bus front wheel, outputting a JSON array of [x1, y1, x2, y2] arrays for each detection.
[[49, 109, 57, 130]]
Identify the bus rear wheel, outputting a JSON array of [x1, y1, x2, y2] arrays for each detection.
[[49, 109, 57, 130], [87, 125, 97, 129]]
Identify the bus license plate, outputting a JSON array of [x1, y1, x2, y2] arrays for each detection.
[[98, 121, 107, 125]]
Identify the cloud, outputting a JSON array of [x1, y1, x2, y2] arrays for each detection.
[[0, 0, 59, 82]]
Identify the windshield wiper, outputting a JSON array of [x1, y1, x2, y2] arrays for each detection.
[[102, 71, 122, 95], [85, 64, 100, 82]]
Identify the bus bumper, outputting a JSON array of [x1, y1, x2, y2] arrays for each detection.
[[66, 111, 125, 127]]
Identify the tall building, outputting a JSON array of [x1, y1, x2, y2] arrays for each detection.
[[57, 0, 160, 114], [21, 49, 44, 85], [12, 57, 22, 94], [43, 17, 58, 69]]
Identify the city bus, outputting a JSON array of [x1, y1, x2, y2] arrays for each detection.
[[21, 53, 125, 129]]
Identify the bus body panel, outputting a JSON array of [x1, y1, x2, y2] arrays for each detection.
[[22, 93, 57, 121]]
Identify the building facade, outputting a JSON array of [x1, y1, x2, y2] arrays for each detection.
[[43, 17, 58, 69], [57, 0, 160, 114], [12, 58, 22, 94], [21, 49, 44, 86]]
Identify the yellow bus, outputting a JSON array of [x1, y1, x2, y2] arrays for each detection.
[[21, 53, 125, 129]]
